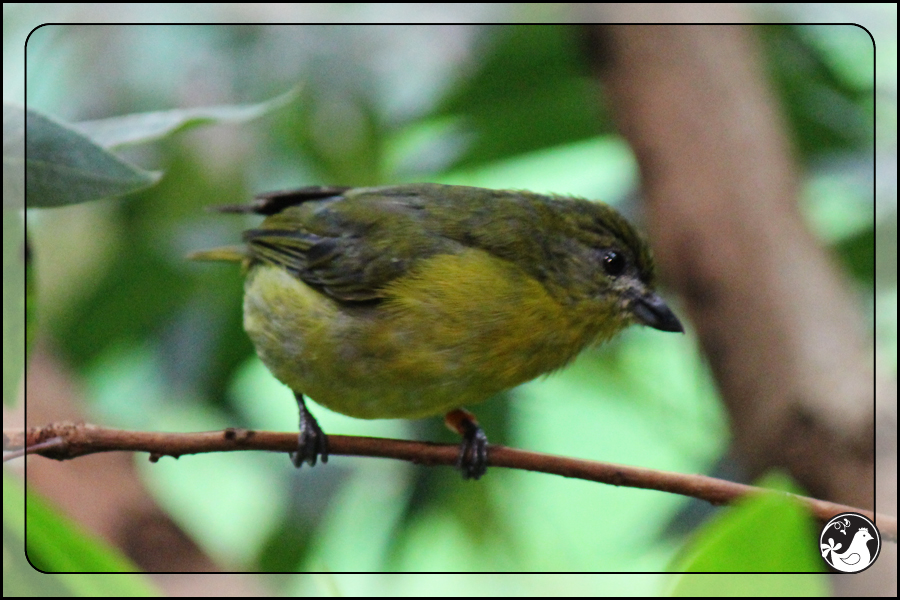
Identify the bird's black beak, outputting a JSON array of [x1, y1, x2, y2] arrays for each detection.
[[632, 293, 684, 333]]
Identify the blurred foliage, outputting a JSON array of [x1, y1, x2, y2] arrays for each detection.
[[758, 24, 875, 159], [436, 25, 609, 168], [3, 211, 26, 406], [4, 474, 156, 593], [8, 11, 888, 590]]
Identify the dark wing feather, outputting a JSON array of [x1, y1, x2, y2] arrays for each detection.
[[242, 186, 461, 302], [215, 186, 351, 215]]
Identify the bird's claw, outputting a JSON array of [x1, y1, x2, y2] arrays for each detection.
[[456, 421, 489, 480], [290, 394, 329, 468]]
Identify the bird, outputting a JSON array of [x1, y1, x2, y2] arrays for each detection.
[[191, 183, 684, 479]]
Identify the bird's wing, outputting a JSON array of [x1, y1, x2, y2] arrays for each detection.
[[242, 185, 465, 303], [215, 186, 352, 215]]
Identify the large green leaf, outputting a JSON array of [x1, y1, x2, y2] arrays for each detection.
[[22, 106, 160, 208], [668, 472, 828, 582]]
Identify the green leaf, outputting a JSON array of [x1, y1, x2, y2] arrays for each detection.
[[4, 473, 157, 591], [74, 86, 300, 149], [668, 574, 829, 597], [22, 106, 161, 208], [668, 472, 828, 584]]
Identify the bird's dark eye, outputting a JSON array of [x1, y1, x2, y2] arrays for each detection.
[[601, 250, 626, 276]]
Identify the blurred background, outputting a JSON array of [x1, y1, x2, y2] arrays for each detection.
[[5, 4, 895, 597]]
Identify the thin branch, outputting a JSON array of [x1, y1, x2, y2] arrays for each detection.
[[6, 422, 895, 542]]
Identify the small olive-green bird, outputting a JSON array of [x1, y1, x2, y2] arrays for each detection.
[[192, 183, 683, 479]]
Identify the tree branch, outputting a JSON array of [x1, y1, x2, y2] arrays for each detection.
[[6, 422, 895, 542]]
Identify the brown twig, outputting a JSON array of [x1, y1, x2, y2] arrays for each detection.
[[6, 422, 895, 542]]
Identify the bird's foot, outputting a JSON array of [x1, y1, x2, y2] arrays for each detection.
[[445, 408, 489, 480], [290, 393, 329, 468]]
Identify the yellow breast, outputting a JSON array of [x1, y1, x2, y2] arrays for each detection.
[[243, 250, 613, 419]]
